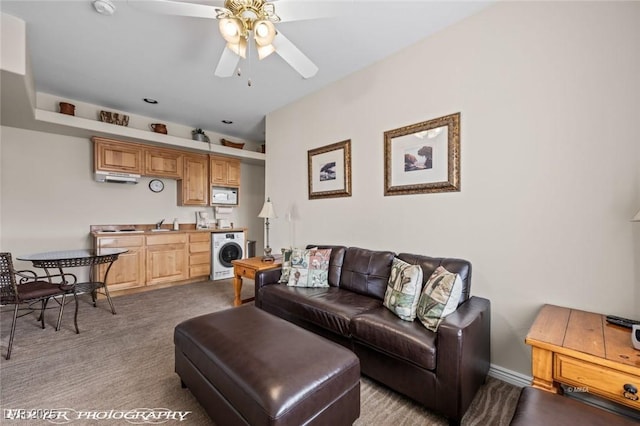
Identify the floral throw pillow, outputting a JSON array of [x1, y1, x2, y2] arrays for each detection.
[[383, 257, 424, 321], [287, 248, 332, 287], [416, 266, 463, 332]]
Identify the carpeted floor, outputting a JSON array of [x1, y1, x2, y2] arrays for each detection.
[[0, 281, 520, 425]]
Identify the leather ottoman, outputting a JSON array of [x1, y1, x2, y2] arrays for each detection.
[[510, 387, 637, 426], [174, 305, 361, 426]]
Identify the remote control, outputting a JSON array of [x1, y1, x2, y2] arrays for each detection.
[[606, 315, 640, 329]]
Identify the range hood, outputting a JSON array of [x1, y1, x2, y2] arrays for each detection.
[[95, 170, 140, 184]]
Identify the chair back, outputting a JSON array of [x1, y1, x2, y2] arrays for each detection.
[[0, 253, 19, 304]]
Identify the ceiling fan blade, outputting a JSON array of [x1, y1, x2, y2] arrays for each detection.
[[273, 1, 343, 23], [128, 0, 220, 19], [272, 30, 318, 79], [214, 46, 241, 77]]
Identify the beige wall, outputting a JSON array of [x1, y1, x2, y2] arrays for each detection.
[[266, 1, 640, 376], [0, 126, 265, 270]]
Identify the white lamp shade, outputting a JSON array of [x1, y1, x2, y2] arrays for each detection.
[[258, 198, 277, 219], [633, 209, 640, 221]]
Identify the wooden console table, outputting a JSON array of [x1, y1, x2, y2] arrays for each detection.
[[231, 256, 282, 307], [526, 304, 640, 410]]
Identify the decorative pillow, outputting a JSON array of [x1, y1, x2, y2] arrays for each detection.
[[287, 248, 332, 287], [279, 248, 294, 283], [416, 266, 463, 332], [383, 258, 424, 321]]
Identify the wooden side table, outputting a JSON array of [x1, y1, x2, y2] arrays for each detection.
[[231, 256, 282, 307], [525, 304, 640, 410]]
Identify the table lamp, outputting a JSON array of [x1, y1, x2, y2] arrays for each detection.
[[258, 197, 277, 262]]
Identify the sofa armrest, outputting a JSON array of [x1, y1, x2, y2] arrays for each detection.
[[254, 268, 282, 308], [435, 296, 491, 421]]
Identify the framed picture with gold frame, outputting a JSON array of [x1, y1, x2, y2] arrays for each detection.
[[384, 113, 460, 196], [308, 139, 352, 200]]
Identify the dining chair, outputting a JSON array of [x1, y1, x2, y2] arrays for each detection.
[[0, 252, 73, 359]]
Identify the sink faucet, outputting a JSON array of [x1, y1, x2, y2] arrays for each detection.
[[156, 219, 165, 229]]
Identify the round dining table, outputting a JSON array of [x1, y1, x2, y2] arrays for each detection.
[[17, 248, 127, 333]]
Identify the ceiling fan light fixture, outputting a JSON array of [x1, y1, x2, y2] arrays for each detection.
[[262, 3, 279, 21], [219, 18, 243, 44], [254, 20, 275, 46], [257, 43, 275, 60], [213, 7, 231, 19], [227, 39, 247, 59]]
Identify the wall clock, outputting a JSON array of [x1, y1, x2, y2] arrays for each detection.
[[149, 179, 164, 193]]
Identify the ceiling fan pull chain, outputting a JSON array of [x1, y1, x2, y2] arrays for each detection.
[[247, 37, 253, 87]]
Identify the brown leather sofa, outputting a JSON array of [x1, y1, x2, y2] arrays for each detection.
[[255, 245, 491, 426]]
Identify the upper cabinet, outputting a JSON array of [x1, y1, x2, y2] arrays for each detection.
[[210, 155, 241, 187], [178, 154, 209, 206], [94, 137, 143, 174], [145, 148, 183, 179], [93, 137, 242, 208]]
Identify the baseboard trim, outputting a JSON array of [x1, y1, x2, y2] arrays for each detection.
[[487, 364, 531, 388]]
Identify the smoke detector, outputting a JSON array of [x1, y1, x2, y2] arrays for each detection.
[[93, 0, 116, 16]]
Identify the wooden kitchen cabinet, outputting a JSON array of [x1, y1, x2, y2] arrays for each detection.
[[210, 155, 241, 187], [145, 147, 183, 178], [178, 154, 209, 206], [146, 233, 188, 285], [95, 235, 145, 291], [189, 232, 211, 278], [94, 137, 144, 174]]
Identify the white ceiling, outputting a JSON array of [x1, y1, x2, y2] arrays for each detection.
[[1, 0, 492, 142]]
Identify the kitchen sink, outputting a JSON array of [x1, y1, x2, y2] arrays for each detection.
[[97, 230, 143, 234], [150, 229, 170, 232]]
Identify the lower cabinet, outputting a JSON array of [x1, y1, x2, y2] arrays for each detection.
[[96, 236, 146, 291], [189, 232, 211, 278], [94, 231, 210, 292], [146, 233, 188, 285]]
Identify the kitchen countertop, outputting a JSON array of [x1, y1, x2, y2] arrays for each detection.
[[91, 224, 247, 236]]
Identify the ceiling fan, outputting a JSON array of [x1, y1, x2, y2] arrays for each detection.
[[131, 0, 321, 79]]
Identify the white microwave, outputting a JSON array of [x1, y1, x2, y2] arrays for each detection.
[[211, 187, 238, 205]]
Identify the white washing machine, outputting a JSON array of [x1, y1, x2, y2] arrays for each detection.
[[211, 232, 245, 280]]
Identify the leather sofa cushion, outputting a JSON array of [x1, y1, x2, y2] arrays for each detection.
[[397, 253, 472, 304], [306, 245, 347, 286], [339, 247, 395, 300], [260, 285, 382, 337], [350, 307, 437, 370]]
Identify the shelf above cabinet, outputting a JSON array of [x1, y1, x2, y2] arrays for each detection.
[[31, 108, 266, 165]]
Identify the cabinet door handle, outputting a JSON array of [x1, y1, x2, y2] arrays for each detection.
[[623, 383, 638, 401]]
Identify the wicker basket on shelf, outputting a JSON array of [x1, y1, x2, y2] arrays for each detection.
[[221, 138, 245, 150]]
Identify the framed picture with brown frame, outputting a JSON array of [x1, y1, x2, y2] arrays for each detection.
[[384, 112, 460, 196], [308, 139, 352, 200]]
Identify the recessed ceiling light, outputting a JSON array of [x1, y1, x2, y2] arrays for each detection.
[[221, 120, 233, 124], [93, 0, 116, 16], [143, 98, 158, 104]]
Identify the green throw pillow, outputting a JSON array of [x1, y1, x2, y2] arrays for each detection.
[[383, 257, 424, 321], [279, 248, 294, 283], [416, 266, 463, 332]]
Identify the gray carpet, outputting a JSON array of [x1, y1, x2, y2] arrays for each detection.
[[1, 281, 520, 425]]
